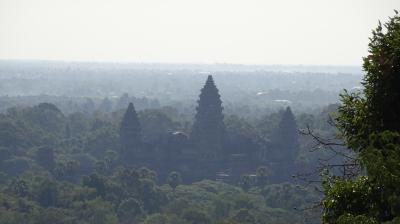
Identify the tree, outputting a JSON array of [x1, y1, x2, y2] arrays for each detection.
[[99, 97, 113, 113], [104, 150, 118, 170], [214, 198, 232, 219], [82, 98, 96, 114], [139, 109, 177, 142], [239, 175, 253, 192], [120, 103, 142, 152], [224, 115, 261, 158], [232, 209, 256, 224], [33, 207, 73, 224], [1, 158, 30, 176], [79, 198, 118, 224], [27, 103, 65, 134], [82, 173, 107, 198], [142, 213, 188, 224], [8, 178, 28, 197], [191, 75, 226, 159], [0, 117, 41, 148], [115, 168, 141, 193], [117, 198, 144, 223], [167, 171, 182, 190], [255, 166, 269, 187], [36, 146, 55, 171], [182, 208, 212, 224], [337, 12, 400, 152], [37, 179, 58, 207], [138, 178, 167, 213], [116, 93, 130, 110], [323, 11, 400, 223]]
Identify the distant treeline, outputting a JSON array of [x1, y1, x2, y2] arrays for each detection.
[[0, 60, 362, 111]]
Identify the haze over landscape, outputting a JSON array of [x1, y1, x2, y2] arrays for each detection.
[[0, 1, 400, 224]]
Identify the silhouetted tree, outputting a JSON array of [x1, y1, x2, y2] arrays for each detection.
[[191, 75, 225, 159], [120, 103, 142, 152]]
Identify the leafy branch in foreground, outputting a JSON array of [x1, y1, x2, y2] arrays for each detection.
[[321, 11, 400, 224]]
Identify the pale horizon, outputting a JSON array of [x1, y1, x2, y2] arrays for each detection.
[[1, 0, 398, 66]]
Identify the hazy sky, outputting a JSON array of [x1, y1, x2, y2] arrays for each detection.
[[0, 0, 398, 65]]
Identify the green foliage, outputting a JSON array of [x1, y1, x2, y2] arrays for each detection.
[[77, 198, 119, 224], [181, 208, 212, 224], [0, 117, 42, 148], [26, 103, 66, 134], [323, 132, 400, 223], [0, 167, 320, 224], [324, 11, 400, 223], [224, 115, 261, 157], [337, 11, 400, 151], [167, 171, 182, 190], [86, 126, 119, 159], [261, 183, 320, 211], [82, 173, 107, 198], [0, 72, 335, 223], [35, 146, 55, 171], [139, 109, 178, 142], [1, 157, 32, 176], [117, 198, 144, 223], [238, 175, 253, 192], [36, 179, 58, 207], [232, 209, 256, 224], [336, 213, 379, 224], [141, 213, 188, 224], [256, 166, 270, 187]]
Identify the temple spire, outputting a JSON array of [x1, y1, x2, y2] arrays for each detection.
[[191, 75, 225, 158], [120, 102, 142, 151]]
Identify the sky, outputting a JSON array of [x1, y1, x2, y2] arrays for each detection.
[[0, 0, 398, 65]]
